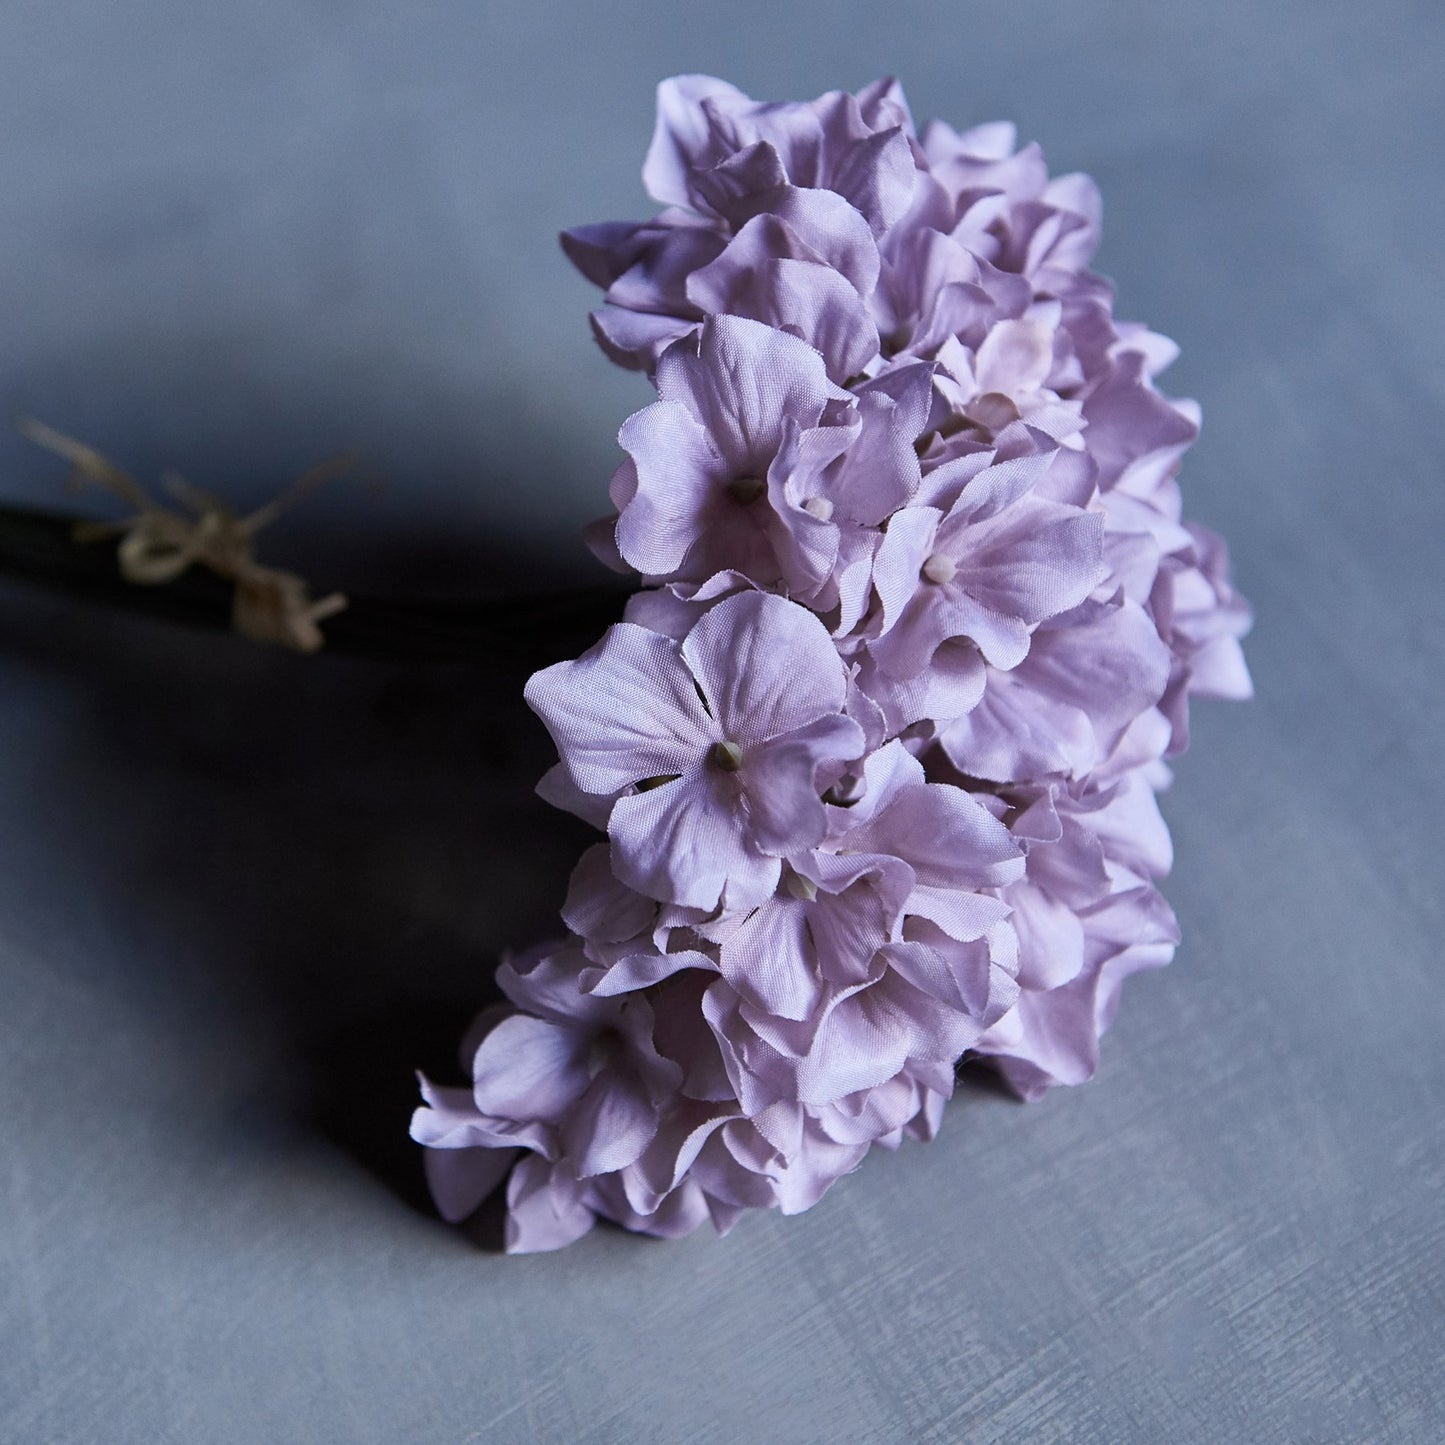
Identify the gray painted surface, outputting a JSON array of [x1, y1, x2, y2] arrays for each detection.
[[1, 3, 1441, 1440]]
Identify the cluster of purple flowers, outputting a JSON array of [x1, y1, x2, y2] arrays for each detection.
[[413, 76, 1251, 1251]]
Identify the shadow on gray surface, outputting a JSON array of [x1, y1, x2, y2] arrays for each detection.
[[954, 1058, 1027, 1102], [0, 526, 601, 1232]]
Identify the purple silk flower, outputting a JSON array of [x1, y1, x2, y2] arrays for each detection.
[[414, 75, 1252, 1251]]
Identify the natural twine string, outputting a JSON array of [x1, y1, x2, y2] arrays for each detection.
[[17, 419, 350, 653]]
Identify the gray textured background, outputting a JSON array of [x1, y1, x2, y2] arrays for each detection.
[[2, 3, 1442, 1441]]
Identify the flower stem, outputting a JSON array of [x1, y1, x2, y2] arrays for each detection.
[[0, 503, 630, 668]]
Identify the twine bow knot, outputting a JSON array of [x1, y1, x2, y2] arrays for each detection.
[[19, 419, 349, 652]]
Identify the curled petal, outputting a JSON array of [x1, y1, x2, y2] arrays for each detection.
[[684, 590, 849, 743], [643, 74, 750, 208], [656, 316, 842, 474], [504, 1156, 597, 1253], [563, 1072, 661, 1178], [470, 1015, 591, 1122], [615, 399, 730, 576], [424, 1144, 520, 1225], [741, 714, 866, 855], [609, 768, 779, 910], [526, 623, 713, 795]]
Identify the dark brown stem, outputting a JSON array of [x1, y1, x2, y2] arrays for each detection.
[[0, 503, 631, 669]]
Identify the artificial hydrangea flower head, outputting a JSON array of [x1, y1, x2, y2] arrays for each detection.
[[415, 75, 1251, 1252]]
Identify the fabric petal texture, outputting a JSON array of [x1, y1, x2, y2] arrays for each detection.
[[412, 74, 1252, 1251]]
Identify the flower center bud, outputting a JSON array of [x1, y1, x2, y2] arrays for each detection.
[[726, 475, 766, 505], [709, 740, 744, 772], [783, 870, 818, 903], [967, 391, 1021, 433], [921, 552, 957, 585], [801, 496, 834, 521]]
